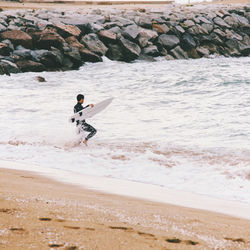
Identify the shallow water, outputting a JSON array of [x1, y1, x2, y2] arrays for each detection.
[[0, 56, 249, 203]]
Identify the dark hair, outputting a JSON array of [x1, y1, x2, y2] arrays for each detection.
[[77, 94, 84, 101]]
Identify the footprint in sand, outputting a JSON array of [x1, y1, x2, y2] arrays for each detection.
[[64, 226, 80, 230], [0, 208, 17, 215], [224, 237, 245, 243], [166, 238, 199, 245], [137, 231, 156, 240], [166, 238, 181, 243], [65, 246, 78, 250], [109, 226, 133, 231], [184, 240, 199, 245], [0, 208, 11, 213], [55, 219, 66, 222], [9, 228, 25, 232], [48, 243, 64, 248], [39, 217, 52, 221]]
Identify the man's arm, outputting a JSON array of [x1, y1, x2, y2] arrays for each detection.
[[84, 104, 94, 108]]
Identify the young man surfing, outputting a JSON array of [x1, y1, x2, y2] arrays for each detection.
[[74, 94, 97, 146]]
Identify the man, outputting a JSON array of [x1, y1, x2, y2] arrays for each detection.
[[74, 94, 97, 146]]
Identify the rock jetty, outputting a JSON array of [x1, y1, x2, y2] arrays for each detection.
[[0, 4, 249, 74]]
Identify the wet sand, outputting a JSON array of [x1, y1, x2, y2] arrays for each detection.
[[0, 168, 250, 249]]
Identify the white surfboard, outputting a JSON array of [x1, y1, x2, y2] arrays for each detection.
[[69, 97, 113, 123]]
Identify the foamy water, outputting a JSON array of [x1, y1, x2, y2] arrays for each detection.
[[0, 57, 250, 203]]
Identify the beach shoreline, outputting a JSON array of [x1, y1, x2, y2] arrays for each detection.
[[1, 159, 250, 220], [1, 164, 250, 249]]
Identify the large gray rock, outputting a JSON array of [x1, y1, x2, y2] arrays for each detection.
[[187, 25, 208, 36], [152, 16, 166, 24], [87, 23, 104, 33], [31, 49, 63, 68], [110, 16, 134, 27], [61, 56, 74, 71], [203, 43, 219, 54], [225, 39, 240, 50], [242, 34, 250, 46], [1, 40, 14, 51], [242, 25, 250, 35], [37, 20, 53, 30], [63, 47, 82, 66], [81, 33, 108, 56], [196, 16, 212, 24], [13, 46, 32, 59], [0, 30, 33, 49], [51, 23, 81, 38], [199, 34, 213, 43], [224, 45, 241, 57], [30, 49, 50, 61], [152, 23, 169, 34], [98, 30, 117, 43], [181, 19, 195, 28], [175, 25, 185, 34], [65, 36, 85, 50], [119, 37, 141, 62], [201, 23, 214, 33], [16, 59, 45, 72], [122, 24, 140, 40], [210, 33, 223, 45], [106, 44, 124, 61], [80, 48, 102, 62], [224, 15, 238, 27], [239, 45, 250, 56], [0, 59, 20, 74], [157, 34, 180, 50], [187, 48, 200, 59], [136, 16, 152, 29], [138, 27, 158, 43], [196, 46, 210, 57], [231, 13, 249, 26], [0, 18, 7, 27], [0, 23, 6, 32], [36, 31, 65, 50], [170, 46, 188, 59], [213, 28, 226, 37], [181, 33, 196, 50], [213, 17, 231, 28], [104, 22, 123, 29], [137, 27, 158, 47], [0, 42, 11, 56], [65, 36, 102, 62], [108, 26, 122, 35], [225, 29, 243, 41], [142, 45, 159, 57], [206, 12, 217, 21], [60, 17, 89, 33]]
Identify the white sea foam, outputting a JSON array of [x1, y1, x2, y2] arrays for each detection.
[[0, 57, 250, 204]]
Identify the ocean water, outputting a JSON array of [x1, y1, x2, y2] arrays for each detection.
[[0, 56, 249, 203]]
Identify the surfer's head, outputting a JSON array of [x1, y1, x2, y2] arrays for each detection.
[[77, 94, 84, 103]]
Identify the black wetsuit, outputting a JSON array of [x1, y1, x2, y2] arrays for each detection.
[[74, 102, 97, 141]]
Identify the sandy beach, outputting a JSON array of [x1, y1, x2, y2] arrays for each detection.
[[0, 167, 250, 249], [0, 0, 249, 12]]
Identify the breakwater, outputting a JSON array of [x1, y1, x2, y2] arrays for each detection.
[[0, 4, 249, 74]]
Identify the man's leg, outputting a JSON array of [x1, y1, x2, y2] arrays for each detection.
[[83, 122, 97, 143]]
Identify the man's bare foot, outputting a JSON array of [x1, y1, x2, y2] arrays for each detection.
[[83, 139, 88, 146]]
